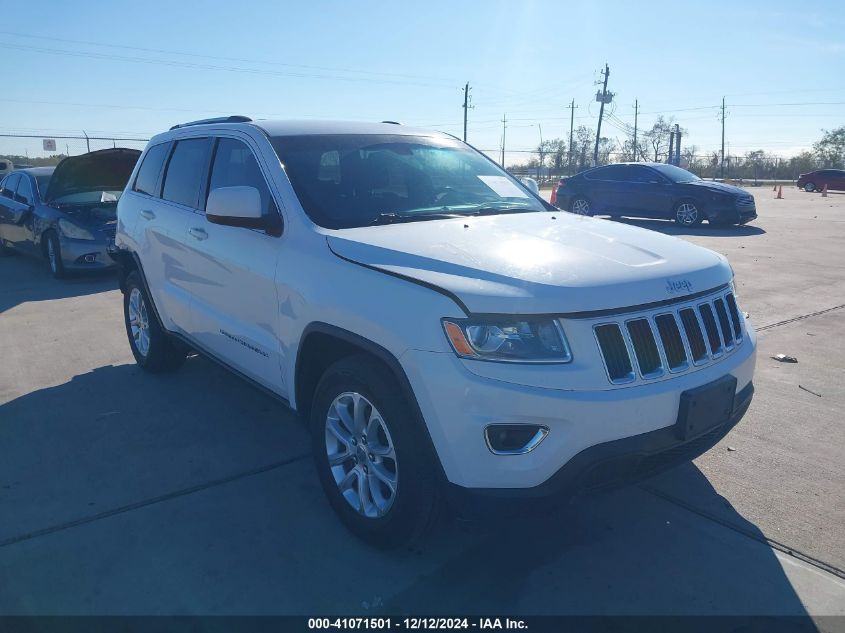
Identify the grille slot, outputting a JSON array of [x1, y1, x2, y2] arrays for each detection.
[[595, 324, 634, 383], [626, 319, 663, 377], [713, 298, 734, 348], [592, 289, 746, 385], [698, 303, 723, 355], [654, 313, 688, 370], [725, 293, 742, 339], [679, 308, 708, 363]]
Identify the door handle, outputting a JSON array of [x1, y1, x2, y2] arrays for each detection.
[[140, 209, 155, 220], [188, 227, 208, 241]]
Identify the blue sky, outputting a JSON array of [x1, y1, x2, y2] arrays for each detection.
[[1, 0, 843, 163]]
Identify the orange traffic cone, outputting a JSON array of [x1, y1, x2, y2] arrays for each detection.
[[822, 184, 828, 197], [776, 185, 783, 199], [773, 185, 777, 192]]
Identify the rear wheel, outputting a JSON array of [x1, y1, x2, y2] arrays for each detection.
[[44, 231, 66, 279], [311, 355, 440, 549], [570, 197, 592, 216], [803, 182, 816, 192], [123, 271, 188, 373], [674, 201, 702, 226]]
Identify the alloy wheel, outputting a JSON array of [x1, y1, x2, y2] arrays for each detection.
[[325, 392, 398, 518], [128, 287, 151, 358], [47, 238, 58, 273], [572, 198, 590, 215], [804, 183, 816, 192], [676, 202, 698, 226]]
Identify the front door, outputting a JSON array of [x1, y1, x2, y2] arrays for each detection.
[[182, 136, 285, 394], [622, 165, 674, 218]]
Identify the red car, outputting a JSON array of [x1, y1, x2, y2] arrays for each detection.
[[797, 169, 845, 192]]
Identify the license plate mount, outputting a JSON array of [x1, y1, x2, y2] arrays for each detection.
[[676, 375, 737, 440]]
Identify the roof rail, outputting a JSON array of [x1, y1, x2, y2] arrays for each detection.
[[170, 115, 252, 130], [381, 120, 401, 125]]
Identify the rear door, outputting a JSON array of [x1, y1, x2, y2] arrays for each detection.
[[181, 135, 285, 393], [582, 165, 628, 213], [133, 139, 207, 334]]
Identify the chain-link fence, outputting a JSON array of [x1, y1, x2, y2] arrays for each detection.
[[0, 133, 150, 170]]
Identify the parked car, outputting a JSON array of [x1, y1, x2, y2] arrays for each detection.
[[797, 169, 845, 192], [0, 148, 140, 277], [113, 118, 756, 548], [554, 163, 757, 226]]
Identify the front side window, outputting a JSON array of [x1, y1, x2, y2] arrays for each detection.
[[134, 142, 170, 197], [270, 134, 546, 229], [206, 138, 276, 216], [161, 138, 210, 208]]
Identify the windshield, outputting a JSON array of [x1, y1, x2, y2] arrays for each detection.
[[650, 164, 701, 183], [270, 134, 547, 229]]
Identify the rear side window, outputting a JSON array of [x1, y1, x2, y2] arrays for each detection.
[[585, 165, 627, 181], [206, 138, 276, 216], [133, 143, 170, 196], [161, 138, 210, 208]]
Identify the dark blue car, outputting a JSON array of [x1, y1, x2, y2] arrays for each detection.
[[554, 163, 757, 227]]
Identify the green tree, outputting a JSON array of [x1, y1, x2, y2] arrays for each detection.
[[814, 126, 845, 168]]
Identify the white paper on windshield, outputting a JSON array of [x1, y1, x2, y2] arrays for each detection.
[[477, 175, 530, 199]]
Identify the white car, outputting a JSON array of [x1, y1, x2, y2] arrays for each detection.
[[113, 117, 756, 548]]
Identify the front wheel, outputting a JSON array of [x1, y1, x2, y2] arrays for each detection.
[[44, 232, 66, 279], [803, 182, 816, 192], [123, 271, 188, 373], [674, 201, 702, 226], [570, 197, 592, 216], [311, 355, 440, 549]]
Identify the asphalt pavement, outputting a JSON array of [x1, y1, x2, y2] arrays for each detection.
[[1, 187, 843, 616]]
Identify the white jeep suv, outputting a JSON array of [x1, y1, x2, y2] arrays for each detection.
[[114, 117, 756, 547]]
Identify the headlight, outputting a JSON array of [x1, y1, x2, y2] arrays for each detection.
[[442, 318, 572, 363], [58, 219, 95, 240]]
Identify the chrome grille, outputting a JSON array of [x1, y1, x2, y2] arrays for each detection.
[[594, 290, 745, 384]]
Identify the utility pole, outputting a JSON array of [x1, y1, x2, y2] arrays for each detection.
[[462, 82, 472, 142], [720, 96, 726, 180], [632, 99, 639, 161], [593, 64, 611, 167], [500, 114, 507, 168], [537, 123, 543, 181], [567, 99, 578, 174]]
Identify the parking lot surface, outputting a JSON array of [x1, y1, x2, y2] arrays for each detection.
[[1, 188, 844, 615]]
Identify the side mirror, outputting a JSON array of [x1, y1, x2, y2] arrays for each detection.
[[206, 186, 281, 236]]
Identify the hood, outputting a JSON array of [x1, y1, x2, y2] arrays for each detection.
[[327, 213, 732, 314], [683, 180, 747, 197], [45, 148, 141, 203]]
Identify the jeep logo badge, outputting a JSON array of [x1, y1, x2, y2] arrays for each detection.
[[666, 278, 693, 294]]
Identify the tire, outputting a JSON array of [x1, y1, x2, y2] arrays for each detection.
[[44, 231, 66, 279], [123, 270, 188, 373], [803, 182, 816, 192], [570, 196, 592, 216], [674, 200, 702, 226], [311, 355, 441, 549]]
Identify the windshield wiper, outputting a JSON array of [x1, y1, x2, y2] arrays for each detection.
[[370, 211, 467, 225], [465, 204, 537, 216]]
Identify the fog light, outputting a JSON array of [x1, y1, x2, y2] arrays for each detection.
[[484, 424, 549, 455]]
